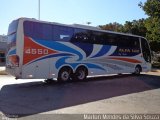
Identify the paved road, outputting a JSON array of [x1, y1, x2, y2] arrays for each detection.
[[0, 69, 160, 119]]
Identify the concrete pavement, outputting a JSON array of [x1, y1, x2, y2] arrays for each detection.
[[0, 68, 160, 119]]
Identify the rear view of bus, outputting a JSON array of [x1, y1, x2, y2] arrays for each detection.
[[6, 19, 21, 78]]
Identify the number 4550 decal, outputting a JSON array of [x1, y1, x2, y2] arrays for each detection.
[[25, 48, 49, 55]]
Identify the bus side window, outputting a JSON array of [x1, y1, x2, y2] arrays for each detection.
[[33, 22, 43, 40], [91, 31, 104, 44], [24, 21, 34, 38], [117, 35, 130, 47], [129, 37, 140, 49], [53, 26, 74, 42], [102, 33, 118, 46], [42, 24, 52, 40], [72, 29, 90, 43]]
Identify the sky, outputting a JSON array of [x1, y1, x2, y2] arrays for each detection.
[[0, 0, 147, 35]]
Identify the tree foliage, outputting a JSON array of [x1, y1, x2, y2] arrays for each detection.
[[123, 19, 147, 37], [99, 19, 147, 37], [99, 0, 160, 51], [150, 41, 160, 52], [145, 17, 160, 42], [99, 22, 123, 32], [140, 0, 160, 51], [139, 0, 160, 18]]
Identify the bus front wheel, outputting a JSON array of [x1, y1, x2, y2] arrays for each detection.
[[134, 65, 142, 75]]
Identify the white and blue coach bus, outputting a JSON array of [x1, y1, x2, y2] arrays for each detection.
[[6, 18, 151, 82]]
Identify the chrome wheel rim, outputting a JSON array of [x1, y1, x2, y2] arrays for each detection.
[[78, 70, 85, 80], [135, 67, 140, 74], [61, 71, 69, 81]]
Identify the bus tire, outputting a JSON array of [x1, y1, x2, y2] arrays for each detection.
[[73, 66, 88, 81], [44, 79, 54, 84], [58, 67, 73, 82], [134, 65, 142, 75]]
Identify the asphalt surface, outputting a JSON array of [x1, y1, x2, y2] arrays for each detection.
[[0, 67, 160, 120]]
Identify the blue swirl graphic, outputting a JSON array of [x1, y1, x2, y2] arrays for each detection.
[[55, 56, 105, 71], [30, 38, 106, 72], [35, 39, 83, 61], [91, 45, 111, 58]]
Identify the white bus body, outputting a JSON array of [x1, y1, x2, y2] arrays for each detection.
[[6, 18, 151, 81]]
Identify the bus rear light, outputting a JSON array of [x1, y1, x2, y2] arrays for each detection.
[[9, 55, 19, 67]]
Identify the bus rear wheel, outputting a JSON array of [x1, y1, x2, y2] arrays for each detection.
[[58, 67, 73, 82], [73, 67, 88, 81]]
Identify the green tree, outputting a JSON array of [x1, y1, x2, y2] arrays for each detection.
[[139, 0, 160, 51], [139, 0, 160, 18], [150, 41, 160, 52], [100, 19, 147, 37], [123, 19, 147, 37], [145, 17, 160, 41], [139, 0, 160, 41], [99, 22, 124, 32]]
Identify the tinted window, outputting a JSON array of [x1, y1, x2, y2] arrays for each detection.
[[24, 21, 34, 37], [24, 21, 75, 42], [131, 37, 140, 48], [42, 24, 52, 40], [108, 33, 118, 45], [116, 35, 128, 47], [53, 26, 74, 42], [24, 21, 53, 40], [115, 35, 140, 48], [98, 31, 119, 45], [33, 22, 43, 39], [72, 29, 91, 43], [91, 31, 104, 44]]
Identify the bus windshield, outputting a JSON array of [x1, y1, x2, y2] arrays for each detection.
[[141, 38, 151, 63]]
